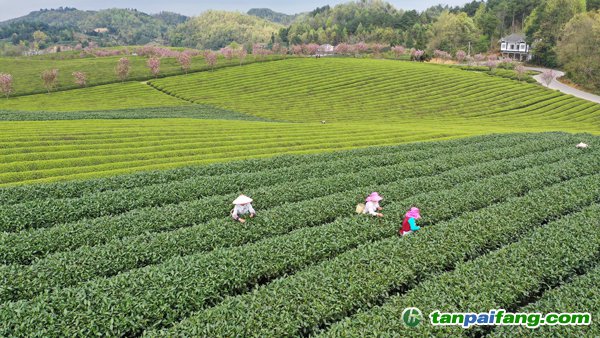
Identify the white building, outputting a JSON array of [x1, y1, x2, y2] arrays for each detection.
[[500, 33, 532, 61], [317, 44, 334, 57]]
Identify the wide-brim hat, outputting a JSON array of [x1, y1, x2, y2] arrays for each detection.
[[576, 142, 589, 149], [406, 207, 421, 219], [233, 194, 253, 205], [366, 192, 383, 202]]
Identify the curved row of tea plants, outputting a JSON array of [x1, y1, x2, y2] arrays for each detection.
[[0, 135, 563, 267], [0, 82, 191, 112], [490, 264, 600, 337], [2, 145, 596, 337], [0, 118, 472, 186], [0, 105, 268, 121], [321, 204, 600, 337], [0, 54, 285, 97], [0, 133, 521, 204], [0, 133, 556, 232], [149, 58, 600, 124], [149, 170, 600, 337], [0, 142, 580, 302]]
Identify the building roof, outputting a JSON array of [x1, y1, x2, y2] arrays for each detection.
[[501, 33, 526, 43]]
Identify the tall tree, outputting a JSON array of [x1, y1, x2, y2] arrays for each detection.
[[0, 73, 13, 99], [426, 11, 478, 52], [525, 0, 586, 66], [115, 58, 130, 82], [557, 11, 600, 91], [41, 69, 59, 93]]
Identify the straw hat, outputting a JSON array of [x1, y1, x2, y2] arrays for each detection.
[[576, 142, 589, 149], [366, 192, 383, 202], [405, 207, 421, 219], [233, 194, 253, 205]]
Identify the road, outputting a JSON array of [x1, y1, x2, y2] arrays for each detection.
[[526, 67, 600, 104]]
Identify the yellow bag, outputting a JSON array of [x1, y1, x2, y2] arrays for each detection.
[[355, 203, 365, 214]]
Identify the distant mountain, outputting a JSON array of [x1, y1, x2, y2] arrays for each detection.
[[0, 7, 188, 47], [0, 7, 93, 27], [247, 8, 299, 25]]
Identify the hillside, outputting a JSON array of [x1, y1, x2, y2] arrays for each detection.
[[0, 7, 187, 47], [0, 7, 93, 27], [247, 8, 299, 25], [168, 10, 283, 49], [0, 58, 598, 185]]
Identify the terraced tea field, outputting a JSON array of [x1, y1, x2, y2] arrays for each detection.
[[0, 133, 598, 337], [0, 55, 599, 336], [0, 54, 283, 96], [0, 82, 191, 112], [0, 58, 598, 185], [150, 58, 600, 124]]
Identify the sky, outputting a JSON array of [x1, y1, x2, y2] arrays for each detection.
[[0, 0, 471, 22]]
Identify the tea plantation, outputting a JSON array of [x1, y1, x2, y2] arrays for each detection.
[[0, 55, 598, 336]]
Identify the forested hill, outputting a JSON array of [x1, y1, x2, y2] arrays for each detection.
[[247, 8, 300, 25], [0, 7, 188, 46]]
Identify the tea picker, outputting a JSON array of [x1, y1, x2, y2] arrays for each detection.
[[231, 194, 256, 223], [359, 192, 384, 217], [399, 207, 421, 236]]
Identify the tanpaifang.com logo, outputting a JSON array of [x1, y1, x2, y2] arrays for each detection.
[[402, 307, 423, 328]]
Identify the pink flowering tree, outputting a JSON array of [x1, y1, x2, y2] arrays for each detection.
[[434, 50, 452, 62], [271, 43, 281, 55], [238, 48, 247, 65], [0, 73, 13, 99], [391, 45, 405, 59], [515, 64, 526, 81], [474, 53, 485, 65], [72, 71, 87, 87], [147, 57, 161, 78], [371, 43, 386, 58], [485, 59, 499, 70], [354, 42, 368, 56], [177, 52, 192, 74], [41, 69, 59, 93], [306, 43, 320, 56], [280, 47, 288, 59], [115, 57, 130, 82], [410, 49, 425, 61], [541, 69, 555, 87], [486, 54, 498, 65], [455, 50, 466, 63], [220, 47, 235, 61], [335, 43, 350, 56], [253, 44, 272, 60], [291, 45, 303, 56], [204, 51, 218, 70]]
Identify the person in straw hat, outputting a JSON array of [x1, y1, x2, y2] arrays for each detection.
[[399, 206, 421, 236], [231, 194, 256, 223], [362, 192, 384, 217]]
